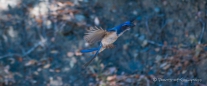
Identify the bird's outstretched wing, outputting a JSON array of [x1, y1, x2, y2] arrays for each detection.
[[84, 27, 107, 44]]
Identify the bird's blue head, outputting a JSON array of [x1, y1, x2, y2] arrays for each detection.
[[108, 19, 135, 35]]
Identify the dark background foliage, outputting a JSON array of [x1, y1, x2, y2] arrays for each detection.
[[0, 0, 206, 86]]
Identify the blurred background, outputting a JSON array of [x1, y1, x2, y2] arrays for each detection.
[[0, 0, 207, 86]]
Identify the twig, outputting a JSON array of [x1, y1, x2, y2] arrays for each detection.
[[0, 42, 42, 59], [0, 53, 22, 59], [147, 40, 163, 47], [0, 54, 14, 59], [145, 18, 151, 35], [198, 18, 205, 44], [23, 42, 42, 56]]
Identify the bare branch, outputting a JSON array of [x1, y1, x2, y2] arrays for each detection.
[[0, 42, 42, 59], [23, 42, 42, 56], [147, 40, 163, 47], [0, 53, 22, 59], [198, 18, 205, 44], [145, 18, 151, 35]]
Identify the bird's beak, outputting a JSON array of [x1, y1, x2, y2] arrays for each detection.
[[130, 18, 136, 27], [130, 18, 136, 22]]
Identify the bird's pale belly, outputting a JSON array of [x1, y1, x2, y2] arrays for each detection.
[[99, 32, 118, 52], [101, 32, 118, 46]]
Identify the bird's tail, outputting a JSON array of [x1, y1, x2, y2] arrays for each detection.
[[83, 43, 102, 68], [80, 48, 99, 53]]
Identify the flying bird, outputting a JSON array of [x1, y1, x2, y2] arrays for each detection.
[[81, 19, 135, 67]]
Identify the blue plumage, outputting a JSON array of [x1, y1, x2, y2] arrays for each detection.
[[81, 19, 135, 67], [80, 48, 99, 53], [107, 21, 135, 35]]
